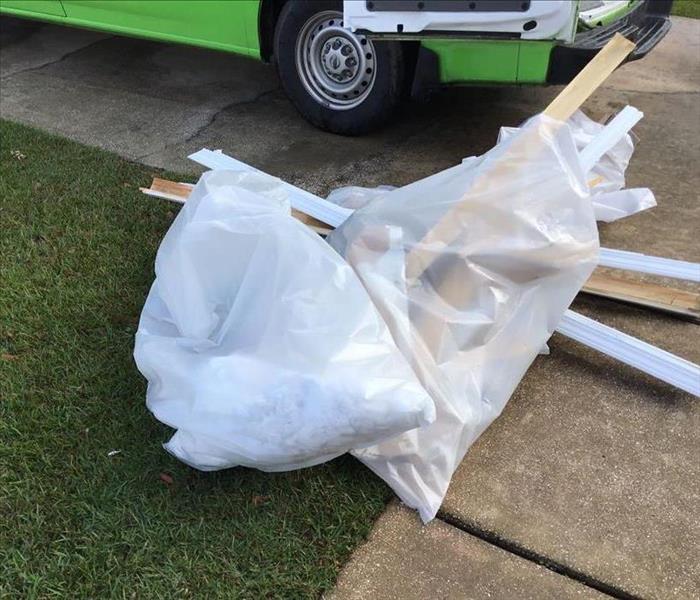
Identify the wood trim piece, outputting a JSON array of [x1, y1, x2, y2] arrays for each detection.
[[582, 271, 700, 322], [139, 177, 191, 203], [543, 33, 635, 122]]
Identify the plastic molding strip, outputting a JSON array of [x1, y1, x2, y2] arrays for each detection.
[[559, 310, 700, 396], [598, 248, 700, 282], [578, 105, 643, 173], [188, 149, 353, 228]]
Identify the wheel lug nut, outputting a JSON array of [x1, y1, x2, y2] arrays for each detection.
[[341, 45, 352, 56], [346, 57, 356, 67], [332, 39, 341, 49]]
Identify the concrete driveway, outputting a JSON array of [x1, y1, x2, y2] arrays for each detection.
[[2, 14, 699, 600]]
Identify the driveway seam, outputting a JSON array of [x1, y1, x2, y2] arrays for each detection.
[[436, 511, 645, 600]]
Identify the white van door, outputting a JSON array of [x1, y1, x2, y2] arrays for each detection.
[[343, 0, 578, 41]]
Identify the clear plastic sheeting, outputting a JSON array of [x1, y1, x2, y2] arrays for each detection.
[[335, 110, 655, 223], [499, 109, 656, 223], [328, 115, 600, 522], [591, 187, 656, 223], [325, 185, 396, 210], [134, 170, 434, 472]]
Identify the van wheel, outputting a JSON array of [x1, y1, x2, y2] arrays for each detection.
[[274, 0, 405, 135]]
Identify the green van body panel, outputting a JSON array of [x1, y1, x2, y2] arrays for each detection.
[[0, 0, 262, 57], [422, 39, 554, 84], [1, 0, 65, 17], [0, 0, 636, 86], [0, 0, 556, 83], [516, 42, 556, 83]]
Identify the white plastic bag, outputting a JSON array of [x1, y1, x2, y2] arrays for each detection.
[[134, 170, 434, 472], [328, 115, 600, 521], [499, 110, 656, 222]]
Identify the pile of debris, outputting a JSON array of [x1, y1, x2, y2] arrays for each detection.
[[135, 35, 699, 523]]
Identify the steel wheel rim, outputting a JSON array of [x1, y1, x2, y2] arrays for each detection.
[[295, 10, 377, 111]]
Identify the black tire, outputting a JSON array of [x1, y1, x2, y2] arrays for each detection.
[[274, 0, 405, 135]]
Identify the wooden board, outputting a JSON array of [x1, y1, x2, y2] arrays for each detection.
[[582, 271, 700, 322], [544, 33, 635, 122], [149, 177, 194, 197]]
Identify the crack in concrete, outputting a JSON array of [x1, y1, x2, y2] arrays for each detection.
[[437, 510, 643, 600], [184, 86, 281, 144], [0, 36, 112, 81], [135, 86, 281, 162]]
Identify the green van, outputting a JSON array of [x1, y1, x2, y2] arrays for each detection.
[[0, 0, 672, 134]]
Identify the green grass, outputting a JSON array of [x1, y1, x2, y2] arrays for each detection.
[[0, 119, 390, 599], [672, 0, 700, 18]]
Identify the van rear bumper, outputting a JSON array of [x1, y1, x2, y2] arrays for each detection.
[[546, 0, 672, 84]]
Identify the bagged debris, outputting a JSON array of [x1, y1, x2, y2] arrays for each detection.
[[137, 34, 700, 523], [328, 114, 600, 521], [134, 170, 434, 472]]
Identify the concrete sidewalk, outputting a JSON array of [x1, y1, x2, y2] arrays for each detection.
[[1, 14, 698, 599], [327, 502, 607, 600]]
